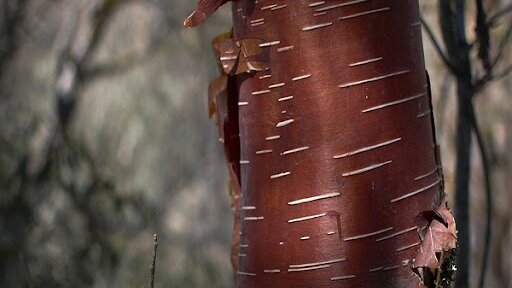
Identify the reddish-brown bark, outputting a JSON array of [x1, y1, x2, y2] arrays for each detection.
[[187, 0, 457, 287]]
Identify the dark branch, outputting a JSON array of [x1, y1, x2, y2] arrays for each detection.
[[420, 17, 461, 76], [439, 2, 474, 288], [475, 19, 512, 90], [455, 0, 469, 46], [475, 63, 512, 91], [79, 0, 121, 67], [474, 19, 512, 91], [492, 63, 512, 80], [149, 234, 158, 288], [488, 4, 512, 26], [81, 36, 166, 82], [475, 0, 491, 73], [468, 103, 492, 288], [55, 0, 120, 128], [490, 21, 512, 70]]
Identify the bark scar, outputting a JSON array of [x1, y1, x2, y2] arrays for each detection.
[[327, 210, 343, 243]]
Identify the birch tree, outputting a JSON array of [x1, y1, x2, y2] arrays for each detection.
[[185, 0, 457, 287]]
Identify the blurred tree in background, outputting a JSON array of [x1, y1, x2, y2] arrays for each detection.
[[421, 1, 512, 286], [0, 0, 510, 287], [1, 0, 233, 286]]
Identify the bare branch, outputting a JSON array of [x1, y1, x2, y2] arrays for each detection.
[[81, 35, 166, 82], [438, 2, 473, 287], [79, 0, 121, 66], [490, 21, 512, 69], [420, 17, 461, 76], [492, 63, 512, 80], [149, 234, 158, 288], [468, 103, 492, 288], [475, 0, 491, 73], [473, 20, 512, 90], [455, 0, 469, 46], [475, 62, 512, 92], [55, 0, 121, 127], [488, 3, 512, 26], [81, 53, 152, 81]]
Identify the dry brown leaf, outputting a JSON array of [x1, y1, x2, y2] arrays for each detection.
[[413, 201, 457, 272]]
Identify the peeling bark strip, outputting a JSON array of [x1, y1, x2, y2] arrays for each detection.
[[184, 0, 230, 27], [186, 0, 456, 287]]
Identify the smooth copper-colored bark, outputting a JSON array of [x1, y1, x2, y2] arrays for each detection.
[[187, 0, 456, 287]]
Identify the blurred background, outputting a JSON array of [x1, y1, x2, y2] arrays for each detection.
[[0, 0, 510, 287]]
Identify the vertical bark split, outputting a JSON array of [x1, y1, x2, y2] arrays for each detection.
[[187, 0, 457, 287]]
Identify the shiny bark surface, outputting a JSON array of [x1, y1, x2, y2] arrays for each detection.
[[187, 1, 456, 287], [233, 1, 442, 287]]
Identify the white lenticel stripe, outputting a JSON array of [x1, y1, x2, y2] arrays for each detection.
[[281, 146, 309, 155], [288, 192, 340, 205], [302, 22, 332, 31], [289, 258, 346, 268], [330, 275, 356, 281], [390, 178, 441, 203], [344, 227, 393, 241], [276, 119, 294, 127], [288, 213, 326, 223], [270, 172, 291, 179], [292, 74, 311, 81], [316, 0, 368, 12], [339, 70, 410, 88]]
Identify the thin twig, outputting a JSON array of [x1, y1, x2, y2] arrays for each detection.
[[149, 234, 158, 288], [468, 102, 492, 288], [492, 63, 512, 80], [456, 0, 468, 42], [488, 3, 512, 26], [474, 22, 512, 90], [475, 62, 512, 91], [490, 21, 512, 70], [80, 35, 166, 82], [439, 1, 473, 287], [475, 0, 491, 73], [474, 19, 512, 91], [55, 0, 120, 128], [420, 17, 461, 76]]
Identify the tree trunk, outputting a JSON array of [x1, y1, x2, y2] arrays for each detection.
[[186, 0, 457, 287], [438, 2, 475, 287]]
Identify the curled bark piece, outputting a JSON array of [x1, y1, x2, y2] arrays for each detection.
[[413, 201, 457, 286], [208, 74, 227, 119], [191, 1, 456, 287], [209, 32, 243, 282], [184, 0, 230, 28], [209, 32, 269, 118], [214, 38, 269, 75]]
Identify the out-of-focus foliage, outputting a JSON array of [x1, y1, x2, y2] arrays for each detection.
[[0, 0, 510, 287], [0, 0, 233, 287]]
